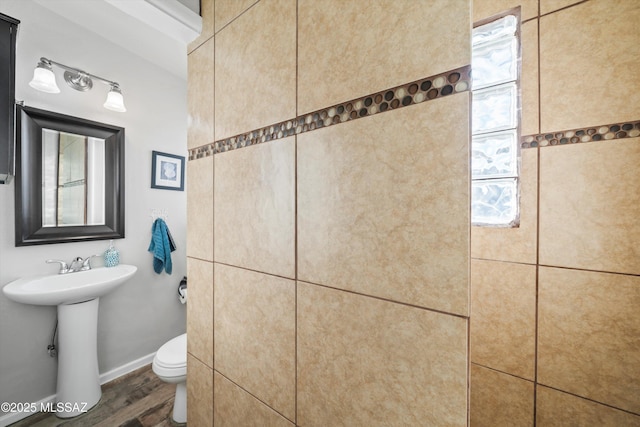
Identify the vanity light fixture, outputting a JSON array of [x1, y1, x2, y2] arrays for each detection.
[[29, 57, 127, 112]]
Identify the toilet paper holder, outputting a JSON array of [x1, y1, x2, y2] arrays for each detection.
[[178, 276, 187, 304]]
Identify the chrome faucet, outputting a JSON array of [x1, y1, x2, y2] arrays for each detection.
[[46, 255, 99, 274], [46, 259, 70, 274], [69, 257, 84, 272], [81, 255, 98, 271]]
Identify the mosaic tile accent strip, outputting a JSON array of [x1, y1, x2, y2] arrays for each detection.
[[188, 66, 471, 160], [190, 144, 214, 159], [521, 121, 640, 149]]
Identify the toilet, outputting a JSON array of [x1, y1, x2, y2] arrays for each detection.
[[152, 333, 187, 423]]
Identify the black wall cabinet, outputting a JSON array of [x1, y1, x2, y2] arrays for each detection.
[[0, 12, 19, 184]]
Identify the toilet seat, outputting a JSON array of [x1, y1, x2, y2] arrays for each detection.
[[152, 333, 187, 379]]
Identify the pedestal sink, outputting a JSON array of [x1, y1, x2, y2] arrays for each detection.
[[2, 265, 137, 418]]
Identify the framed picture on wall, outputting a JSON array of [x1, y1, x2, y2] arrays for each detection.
[[151, 150, 184, 191]]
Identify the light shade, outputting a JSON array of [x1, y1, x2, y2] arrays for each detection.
[[29, 57, 127, 113], [29, 65, 60, 94], [103, 86, 126, 112]]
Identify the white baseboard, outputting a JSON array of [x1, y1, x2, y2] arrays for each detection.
[[0, 352, 156, 427], [0, 393, 56, 427], [99, 352, 155, 385]]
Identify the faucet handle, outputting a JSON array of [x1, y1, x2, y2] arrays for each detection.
[[46, 259, 69, 274], [81, 255, 100, 271]]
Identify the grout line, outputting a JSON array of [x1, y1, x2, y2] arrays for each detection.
[[211, 2, 217, 416], [467, 61, 473, 427], [212, 6, 217, 151], [294, 1, 299, 423], [212, 261, 469, 320], [188, 33, 214, 56], [533, 261, 540, 424], [214, 369, 296, 424], [536, 264, 640, 278], [212, 0, 261, 36], [533, 381, 538, 425], [186, 255, 214, 264], [297, 279, 470, 320], [539, 0, 589, 19], [471, 362, 535, 384], [534, 143, 541, 427], [536, 13, 541, 136], [188, 351, 211, 371], [536, 383, 640, 418], [213, 261, 296, 282], [470, 256, 537, 267], [533, 13, 540, 423], [466, 311, 471, 426], [211, 198, 216, 416]]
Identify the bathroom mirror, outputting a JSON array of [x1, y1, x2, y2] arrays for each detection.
[[15, 105, 125, 246]]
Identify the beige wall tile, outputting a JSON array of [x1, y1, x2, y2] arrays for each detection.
[[215, 0, 296, 139], [214, 137, 295, 278], [187, 38, 214, 149], [214, 264, 295, 421], [214, 372, 294, 427], [539, 138, 640, 275], [186, 258, 213, 367], [187, 354, 213, 425], [188, 0, 214, 53], [186, 156, 214, 261], [298, 94, 469, 315], [471, 260, 536, 380], [470, 364, 534, 427], [521, 20, 539, 136], [540, 0, 583, 15], [537, 386, 640, 426], [473, 0, 538, 22], [540, 0, 640, 132], [471, 148, 538, 264], [297, 282, 468, 426], [215, 0, 258, 32], [298, 0, 470, 115], [538, 267, 640, 413]]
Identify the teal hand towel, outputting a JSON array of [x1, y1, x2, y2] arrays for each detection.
[[148, 218, 176, 274]]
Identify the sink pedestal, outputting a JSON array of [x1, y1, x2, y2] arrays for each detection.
[[56, 298, 102, 418]]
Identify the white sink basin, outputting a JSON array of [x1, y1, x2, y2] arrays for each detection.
[[2, 264, 137, 306], [2, 264, 137, 418]]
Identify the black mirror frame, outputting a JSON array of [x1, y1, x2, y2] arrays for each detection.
[[15, 105, 125, 246]]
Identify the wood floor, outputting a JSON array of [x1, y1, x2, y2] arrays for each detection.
[[10, 365, 183, 427]]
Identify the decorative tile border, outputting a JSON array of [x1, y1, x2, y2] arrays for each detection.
[[189, 65, 471, 160], [521, 121, 640, 149]]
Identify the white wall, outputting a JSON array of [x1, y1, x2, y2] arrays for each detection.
[[0, 0, 187, 415], [177, 0, 200, 14]]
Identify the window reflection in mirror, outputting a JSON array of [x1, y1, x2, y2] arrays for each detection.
[[41, 129, 106, 227]]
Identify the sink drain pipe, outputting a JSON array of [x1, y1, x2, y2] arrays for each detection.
[[47, 319, 58, 357]]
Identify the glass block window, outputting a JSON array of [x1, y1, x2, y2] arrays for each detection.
[[472, 14, 520, 227]]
